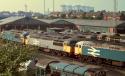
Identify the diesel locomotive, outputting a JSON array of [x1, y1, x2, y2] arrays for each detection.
[[35, 61, 106, 76], [0, 30, 125, 67]]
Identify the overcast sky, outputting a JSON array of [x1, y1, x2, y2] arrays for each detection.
[[0, 0, 125, 13]]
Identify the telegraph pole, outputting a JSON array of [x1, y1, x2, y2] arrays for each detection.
[[24, 0, 28, 12], [53, 0, 55, 12], [113, 0, 118, 19]]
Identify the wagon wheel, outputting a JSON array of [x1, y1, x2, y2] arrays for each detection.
[[62, 52, 68, 57], [84, 72, 92, 76], [81, 56, 88, 63], [93, 57, 102, 65]]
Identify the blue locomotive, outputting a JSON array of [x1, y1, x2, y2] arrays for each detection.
[[75, 41, 125, 66]]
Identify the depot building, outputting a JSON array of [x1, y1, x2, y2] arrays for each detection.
[[0, 17, 125, 34]]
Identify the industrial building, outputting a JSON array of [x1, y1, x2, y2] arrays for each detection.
[[39, 19, 125, 34], [0, 16, 49, 31], [61, 5, 94, 13], [65, 19, 125, 34], [0, 16, 125, 34], [38, 19, 78, 30]]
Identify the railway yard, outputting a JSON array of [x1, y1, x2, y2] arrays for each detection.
[[1, 29, 125, 76], [0, 0, 125, 75]]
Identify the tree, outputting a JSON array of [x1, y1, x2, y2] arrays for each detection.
[[60, 13, 66, 18], [97, 12, 104, 20], [0, 39, 38, 76], [120, 12, 125, 20]]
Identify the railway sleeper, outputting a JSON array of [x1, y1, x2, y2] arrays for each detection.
[[111, 61, 125, 67], [37, 48, 125, 69]]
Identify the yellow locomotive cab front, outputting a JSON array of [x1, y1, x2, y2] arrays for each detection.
[[63, 43, 71, 53], [75, 44, 82, 55]]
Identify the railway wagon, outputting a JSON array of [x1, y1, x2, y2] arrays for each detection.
[[35, 61, 106, 76], [75, 41, 125, 66]]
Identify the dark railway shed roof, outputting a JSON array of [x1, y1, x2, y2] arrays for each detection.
[[38, 19, 125, 27], [38, 19, 77, 30], [117, 22, 125, 28], [1, 17, 125, 30], [116, 22, 125, 34], [0, 16, 49, 31], [66, 19, 125, 27]]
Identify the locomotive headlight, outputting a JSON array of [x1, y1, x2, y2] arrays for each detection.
[[74, 47, 78, 55]]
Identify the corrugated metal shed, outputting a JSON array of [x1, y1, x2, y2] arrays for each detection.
[[65, 19, 125, 27], [38, 19, 58, 24], [1, 17, 125, 33], [116, 22, 125, 34], [38, 19, 125, 33], [47, 19, 77, 30], [50, 20, 74, 25], [38, 19, 125, 27], [0, 16, 49, 31], [1, 17, 125, 28]]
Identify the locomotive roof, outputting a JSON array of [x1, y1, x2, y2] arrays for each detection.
[[29, 31, 125, 46], [76, 41, 94, 46], [29, 31, 81, 41], [49, 62, 88, 75], [36, 60, 59, 69]]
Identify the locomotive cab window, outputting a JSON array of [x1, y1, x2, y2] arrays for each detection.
[[79, 45, 81, 48], [75, 44, 78, 47], [53, 42, 63, 46], [64, 43, 67, 46]]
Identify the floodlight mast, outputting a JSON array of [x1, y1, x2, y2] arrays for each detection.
[[25, 4, 28, 13], [114, 0, 118, 33], [44, 0, 45, 15], [114, 0, 118, 13]]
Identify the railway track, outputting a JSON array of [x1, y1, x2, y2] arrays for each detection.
[[38, 50, 125, 71], [36, 51, 125, 76]]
